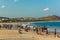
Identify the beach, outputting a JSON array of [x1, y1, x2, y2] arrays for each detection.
[[0, 29, 60, 40], [0, 22, 60, 40], [0, 0, 60, 40]]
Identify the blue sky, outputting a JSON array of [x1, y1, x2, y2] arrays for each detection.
[[0, 0, 60, 18]]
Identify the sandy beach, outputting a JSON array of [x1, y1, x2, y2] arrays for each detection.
[[0, 29, 60, 40]]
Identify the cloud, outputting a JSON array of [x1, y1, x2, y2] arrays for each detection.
[[0, 5, 6, 8], [14, 0, 18, 2], [43, 8, 49, 11]]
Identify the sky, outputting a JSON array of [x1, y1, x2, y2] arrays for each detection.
[[0, 0, 60, 18]]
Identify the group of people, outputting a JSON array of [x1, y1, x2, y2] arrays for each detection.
[[18, 25, 58, 38], [0, 24, 58, 37], [0, 24, 24, 30], [18, 25, 49, 35], [33, 26, 48, 35], [18, 25, 30, 34]]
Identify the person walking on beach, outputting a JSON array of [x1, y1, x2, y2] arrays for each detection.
[[18, 27, 22, 34], [38, 26, 41, 35], [0, 25, 1, 29], [46, 29, 48, 35], [54, 28, 57, 37], [24, 25, 29, 32], [36, 27, 39, 35], [10, 25, 13, 29], [33, 26, 36, 32]]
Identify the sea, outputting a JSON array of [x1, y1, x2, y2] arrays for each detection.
[[26, 21, 60, 33]]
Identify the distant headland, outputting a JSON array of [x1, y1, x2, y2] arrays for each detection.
[[0, 15, 60, 22]]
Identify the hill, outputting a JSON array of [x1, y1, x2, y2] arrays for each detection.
[[39, 15, 60, 21]]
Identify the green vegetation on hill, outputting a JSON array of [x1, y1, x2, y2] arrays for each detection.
[[39, 15, 60, 21]]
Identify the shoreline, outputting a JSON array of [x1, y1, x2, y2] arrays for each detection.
[[0, 22, 60, 34], [0, 20, 60, 23]]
